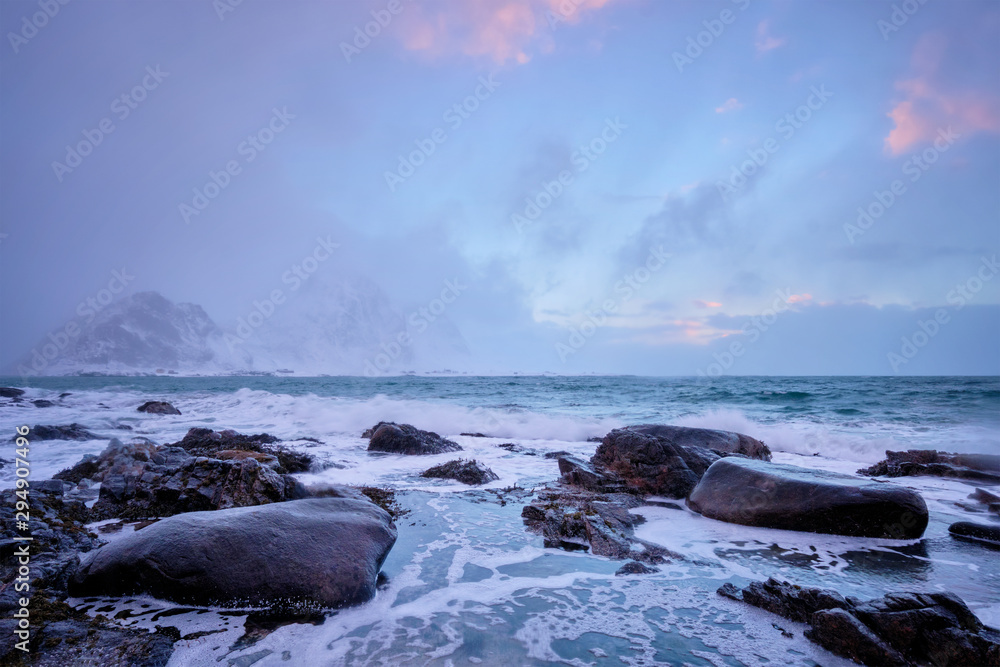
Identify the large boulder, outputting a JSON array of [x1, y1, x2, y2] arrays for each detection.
[[859, 449, 1000, 483], [592, 425, 770, 498], [0, 387, 25, 398], [69, 498, 397, 610], [688, 458, 928, 538], [366, 422, 462, 456]]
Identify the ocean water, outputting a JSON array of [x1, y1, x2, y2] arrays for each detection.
[[1, 375, 998, 666]]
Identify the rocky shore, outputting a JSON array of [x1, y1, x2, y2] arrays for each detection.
[[2, 406, 998, 666]]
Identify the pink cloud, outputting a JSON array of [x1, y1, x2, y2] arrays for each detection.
[[715, 97, 743, 114], [755, 20, 785, 53], [693, 299, 722, 308], [394, 0, 616, 65], [786, 293, 812, 304], [884, 34, 1000, 155]]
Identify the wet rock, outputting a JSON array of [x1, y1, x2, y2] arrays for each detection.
[[521, 488, 671, 562], [91, 454, 308, 520], [421, 459, 499, 485], [626, 424, 771, 460], [688, 457, 928, 538], [70, 498, 398, 610], [170, 427, 311, 473], [22, 423, 99, 441], [593, 428, 714, 498], [137, 400, 181, 415], [0, 387, 25, 398], [719, 578, 1000, 667], [859, 449, 1000, 483], [461, 432, 487, 437], [808, 608, 907, 666], [615, 561, 660, 575], [33, 399, 56, 408], [366, 422, 462, 456], [543, 450, 572, 459], [34, 479, 68, 496], [717, 578, 852, 623], [949, 521, 1000, 547], [557, 455, 629, 493]]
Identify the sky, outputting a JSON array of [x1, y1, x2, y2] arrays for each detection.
[[0, 0, 998, 376]]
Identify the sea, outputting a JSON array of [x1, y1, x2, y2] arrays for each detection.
[[1, 375, 998, 666]]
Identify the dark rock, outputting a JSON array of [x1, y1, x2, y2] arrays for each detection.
[[137, 400, 181, 415], [34, 479, 68, 496], [628, 424, 772, 459], [971, 488, 1000, 504], [593, 425, 769, 498], [807, 608, 907, 666], [170, 427, 311, 474], [23, 423, 99, 441], [586, 436, 603, 443], [521, 487, 671, 562], [366, 422, 462, 456], [461, 432, 487, 437], [720, 579, 1000, 667], [688, 457, 928, 538], [859, 449, 1000, 483], [949, 521, 1000, 547], [421, 459, 499, 485], [0, 387, 25, 398], [33, 399, 56, 407], [717, 578, 852, 623], [615, 561, 660, 575], [70, 498, 397, 610], [557, 455, 628, 493], [544, 450, 572, 459]]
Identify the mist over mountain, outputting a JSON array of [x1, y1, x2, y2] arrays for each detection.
[[10, 277, 470, 377]]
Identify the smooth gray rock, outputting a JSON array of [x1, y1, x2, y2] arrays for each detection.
[[137, 401, 181, 415], [70, 498, 397, 609], [688, 457, 928, 538]]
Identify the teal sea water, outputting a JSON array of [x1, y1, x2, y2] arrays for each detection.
[[1, 375, 997, 665]]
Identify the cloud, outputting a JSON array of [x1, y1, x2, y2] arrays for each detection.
[[395, 0, 616, 65], [884, 33, 1000, 155], [755, 20, 786, 53], [715, 97, 743, 114], [693, 299, 722, 308]]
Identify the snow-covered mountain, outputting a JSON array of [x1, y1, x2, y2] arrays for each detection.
[[11, 278, 470, 376]]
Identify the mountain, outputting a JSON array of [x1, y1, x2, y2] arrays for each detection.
[[12, 292, 251, 376], [11, 278, 470, 376]]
